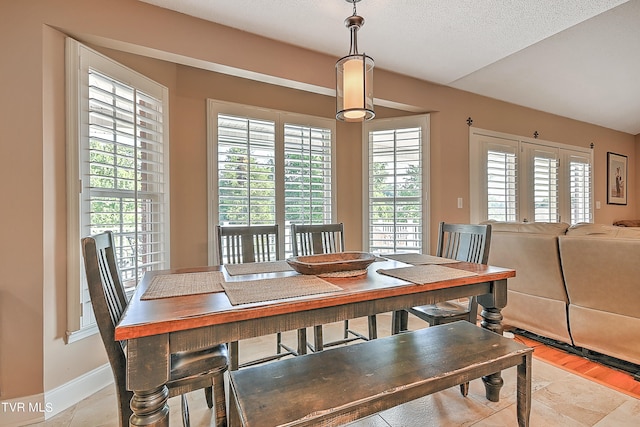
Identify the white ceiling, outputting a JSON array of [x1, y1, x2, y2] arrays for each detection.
[[139, 0, 640, 135]]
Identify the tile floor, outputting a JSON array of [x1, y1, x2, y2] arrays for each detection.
[[32, 314, 640, 426]]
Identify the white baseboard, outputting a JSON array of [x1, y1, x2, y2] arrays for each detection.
[[45, 363, 113, 420], [0, 363, 114, 426]]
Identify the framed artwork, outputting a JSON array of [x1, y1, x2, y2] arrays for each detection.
[[607, 152, 628, 205]]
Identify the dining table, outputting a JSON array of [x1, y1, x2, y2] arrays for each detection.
[[115, 256, 515, 427]]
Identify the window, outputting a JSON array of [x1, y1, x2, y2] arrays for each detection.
[[363, 115, 430, 253], [523, 143, 559, 223], [566, 153, 592, 224], [66, 39, 170, 341], [486, 145, 518, 221], [470, 127, 592, 225], [216, 114, 277, 226], [283, 122, 333, 253], [208, 101, 335, 261]]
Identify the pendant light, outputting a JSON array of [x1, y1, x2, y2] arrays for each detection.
[[336, 0, 375, 122]]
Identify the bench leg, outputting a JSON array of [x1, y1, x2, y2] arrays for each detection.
[[516, 353, 532, 427], [228, 383, 241, 427]]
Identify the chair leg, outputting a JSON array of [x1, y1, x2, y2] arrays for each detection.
[[460, 382, 470, 397], [367, 315, 377, 340], [297, 328, 307, 355], [229, 341, 239, 371], [276, 332, 283, 354], [213, 370, 228, 427], [343, 320, 350, 339], [205, 386, 213, 408], [181, 394, 190, 427], [309, 325, 323, 352], [116, 386, 134, 427], [391, 310, 408, 335]]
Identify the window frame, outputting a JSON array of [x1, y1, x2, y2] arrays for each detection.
[[65, 39, 170, 342], [469, 127, 593, 225]]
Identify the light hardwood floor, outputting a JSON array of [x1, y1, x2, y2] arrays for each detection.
[[31, 313, 640, 426]]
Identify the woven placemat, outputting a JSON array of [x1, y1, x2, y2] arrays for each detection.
[[376, 264, 478, 285], [224, 260, 294, 276], [222, 275, 342, 305], [141, 271, 225, 300], [383, 253, 460, 265]]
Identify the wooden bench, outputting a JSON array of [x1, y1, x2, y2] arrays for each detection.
[[228, 321, 532, 427]]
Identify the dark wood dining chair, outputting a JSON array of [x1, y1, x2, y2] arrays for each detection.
[[216, 224, 305, 369], [393, 221, 492, 396], [82, 232, 228, 427], [290, 222, 377, 351]]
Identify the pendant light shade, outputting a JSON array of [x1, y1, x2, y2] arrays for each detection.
[[336, 0, 374, 122]]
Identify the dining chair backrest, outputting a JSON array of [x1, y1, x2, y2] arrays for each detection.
[[436, 222, 492, 264], [216, 225, 280, 264], [290, 223, 345, 256], [81, 231, 133, 423]]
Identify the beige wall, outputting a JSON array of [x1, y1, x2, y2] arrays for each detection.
[[0, 0, 636, 406]]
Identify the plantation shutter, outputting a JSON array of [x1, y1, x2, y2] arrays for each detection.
[[486, 145, 518, 222], [525, 145, 559, 222], [67, 38, 170, 338], [85, 70, 168, 295], [566, 151, 592, 224], [284, 123, 333, 254], [217, 114, 277, 226], [367, 126, 423, 253]]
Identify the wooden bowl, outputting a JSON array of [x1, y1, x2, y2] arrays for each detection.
[[286, 251, 376, 275]]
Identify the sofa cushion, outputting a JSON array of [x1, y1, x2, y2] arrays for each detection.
[[484, 221, 569, 236], [566, 223, 640, 238], [558, 236, 640, 318], [485, 221, 573, 344]]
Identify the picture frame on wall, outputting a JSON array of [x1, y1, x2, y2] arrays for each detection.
[[607, 152, 628, 205]]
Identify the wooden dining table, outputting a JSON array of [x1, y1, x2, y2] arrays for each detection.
[[115, 257, 515, 426]]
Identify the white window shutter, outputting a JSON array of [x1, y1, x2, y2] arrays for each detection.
[[364, 115, 429, 254], [66, 39, 170, 340], [217, 114, 277, 226], [284, 123, 333, 254], [486, 147, 518, 222], [208, 101, 335, 261]]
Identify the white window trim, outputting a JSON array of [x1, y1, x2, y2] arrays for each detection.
[[362, 114, 431, 253], [65, 39, 170, 342], [469, 127, 593, 224], [206, 99, 336, 264]]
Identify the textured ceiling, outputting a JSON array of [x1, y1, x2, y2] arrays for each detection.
[[139, 0, 640, 134]]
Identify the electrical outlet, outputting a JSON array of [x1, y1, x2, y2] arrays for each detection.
[[457, 198, 463, 209]]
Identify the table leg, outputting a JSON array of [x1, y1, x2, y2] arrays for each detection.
[[478, 279, 508, 402], [126, 334, 171, 425], [129, 386, 169, 427]]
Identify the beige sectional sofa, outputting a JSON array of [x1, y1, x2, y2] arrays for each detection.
[[485, 221, 640, 367]]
